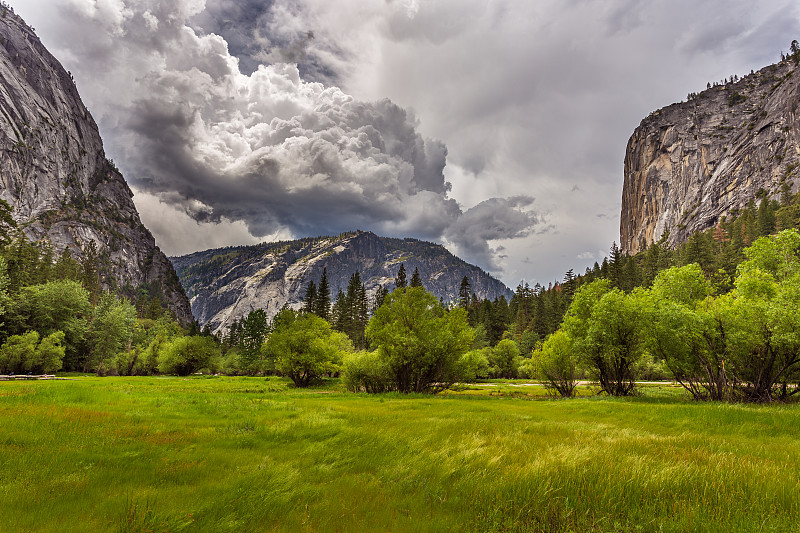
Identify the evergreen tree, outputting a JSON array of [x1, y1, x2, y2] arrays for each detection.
[[372, 285, 390, 314], [303, 280, 317, 314], [756, 197, 776, 236], [331, 289, 348, 332], [314, 268, 331, 321], [81, 241, 101, 305], [562, 269, 577, 302], [608, 242, 622, 288], [458, 276, 472, 309], [409, 267, 423, 288], [395, 263, 407, 289]]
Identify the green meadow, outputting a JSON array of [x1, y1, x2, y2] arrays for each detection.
[[1, 377, 799, 532]]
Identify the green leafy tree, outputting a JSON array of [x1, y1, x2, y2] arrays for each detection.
[[27, 331, 66, 374], [488, 338, 520, 378], [7, 280, 90, 371], [0, 330, 65, 374], [531, 330, 578, 398], [366, 287, 474, 393], [266, 308, 349, 387], [87, 293, 137, 374], [341, 350, 393, 393], [238, 309, 270, 374], [457, 349, 490, 382], [563, 280, 644, 396], [158, 335, 220, 376], [0, 331, 37, 374]]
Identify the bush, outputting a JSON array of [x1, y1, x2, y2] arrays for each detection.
[[457, 349, 490, 382], [265, 309, 348, 387], [341, 351, 393, 393], [0, 331, 65, 374], [158, 336, 220, 376], [488, 339, 521, 378], [532, 330, 578, 398], [366, 287, 474, 393]]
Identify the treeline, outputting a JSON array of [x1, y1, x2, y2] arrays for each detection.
[[0, 199, 198, 376], [534, 230, 800, 402]]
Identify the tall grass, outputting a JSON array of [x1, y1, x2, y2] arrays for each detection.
[[1, 377, 798, 531]]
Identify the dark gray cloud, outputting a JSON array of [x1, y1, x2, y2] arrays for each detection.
[[445, 197, 539, 269], [14, 0, 538, 273]]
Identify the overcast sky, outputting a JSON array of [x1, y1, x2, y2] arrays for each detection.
[[15, 0, 800, 287]]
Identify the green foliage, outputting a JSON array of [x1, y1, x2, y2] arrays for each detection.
[[0, 330, 65, 374], [7, 279, 90, 371], [563, 281, 644, 396], [457, 348, 490, 382], [87, 293, 137, 374], [366, 287, 474, 393], [531, 330, 578, 397], [265, 308, 348, 387], [331, 272, 369, 349], [341, 350, 393, 393], [237, 309, 270, 375], [157, 335, 220, 376], [487, 338, 520, 378]]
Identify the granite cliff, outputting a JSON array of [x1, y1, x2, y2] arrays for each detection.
[[171, 231, 513, 333], [0, 7, 192, 323], [621, 58, 800, 254]]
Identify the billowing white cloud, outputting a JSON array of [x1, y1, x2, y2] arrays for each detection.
[[17, 0, 538, 273]]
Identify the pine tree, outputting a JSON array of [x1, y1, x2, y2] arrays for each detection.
[[562, 269, 577, 302], [372, 285, 390, 314], [331, 289, 348, 332], [81, 241, 101, 305], [410, 267, 423, 288], [303, 280, 317, 314], [608, 242, 622, 289], [314, 268, 331, 321], [458, 276, 472, 308], [395, 263, 407, 289]]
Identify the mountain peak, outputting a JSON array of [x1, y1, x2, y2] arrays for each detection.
[[171, 232, 511, 333]]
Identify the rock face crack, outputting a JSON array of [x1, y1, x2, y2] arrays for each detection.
[[0, 9, 192, 324], [621, 60, 800, 254]]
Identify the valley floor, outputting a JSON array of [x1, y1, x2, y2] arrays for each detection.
[[1, 377, 798, 532]]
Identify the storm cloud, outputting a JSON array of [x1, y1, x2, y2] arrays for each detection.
[[18, 0, 537, 271]]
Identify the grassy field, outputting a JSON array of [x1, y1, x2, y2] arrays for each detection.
[[1, 377, 799, 532]]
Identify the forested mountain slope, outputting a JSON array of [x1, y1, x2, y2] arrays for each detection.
[[171, 230, 512, 333], [0, 7, 192, 323]]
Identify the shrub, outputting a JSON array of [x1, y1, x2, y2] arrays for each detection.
[[158, 336, 220, 376], [0, 331, 65, 374], [488, 339, 521, 378], [265, 309, 348, 387], [457, 349, 491, 382], [341, 351, 393, 393], [366, 287, 474, 393], [532, 330, 578, 398]]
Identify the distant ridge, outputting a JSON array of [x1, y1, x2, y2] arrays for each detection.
[[171, 230, 512, 333]]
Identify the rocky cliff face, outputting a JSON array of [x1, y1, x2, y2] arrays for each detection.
[[0, 7, 192, 323], [171, 231, 513, 333], [621, 59, 800, 254]]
